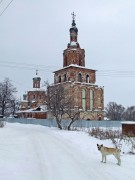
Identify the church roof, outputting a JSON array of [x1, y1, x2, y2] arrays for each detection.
[[53, 64, 97, 73]]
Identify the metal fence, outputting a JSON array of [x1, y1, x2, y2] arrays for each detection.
[[6, 118, 122, 128]]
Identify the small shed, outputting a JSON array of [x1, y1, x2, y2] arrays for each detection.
[[16, 105, 47, 119], [121, 121, 135, 136]]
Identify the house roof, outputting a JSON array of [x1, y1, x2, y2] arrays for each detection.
[[16, 105, 47, 113]]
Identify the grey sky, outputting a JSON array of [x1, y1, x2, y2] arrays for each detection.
[[0, 0, 135, 107]]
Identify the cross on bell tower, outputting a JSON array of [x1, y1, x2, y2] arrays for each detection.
[[71, 12, 76, 20], [69, 12, 78, 43]]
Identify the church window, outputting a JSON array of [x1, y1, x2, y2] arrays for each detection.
[[86, 74, 90, 83], [79, 59, 81, 66], [98, 97, 101, 107], [82, 89, 86, 111], [59, 75, 61, 83], [79, 54, 82, 66], [64, 56, 67, 66], [64, 74, 67, 82], [90, 89, 94, 110], [78, 73, 82, 82]]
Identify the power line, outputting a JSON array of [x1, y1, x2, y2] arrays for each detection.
[[97, 70, 135, 77], [0, 60, 61, 72], [0, 0, 4, 5], [0, 60, 135, 77], [0, 0, 13, 17], [0, 60, 135, 73], [0, 60, 60, 69]]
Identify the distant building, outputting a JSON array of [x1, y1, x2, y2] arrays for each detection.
[[16, 72, 47, 119], [48, 13, 104, 120]]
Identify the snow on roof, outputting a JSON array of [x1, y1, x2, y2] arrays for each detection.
[[53, 64, 96, 73], [121, 121, 135, 124], [70, 41, 77, 46], [67, 48, 77, 51], [17, 105, 47, 113], [28, 88, 45, 92]]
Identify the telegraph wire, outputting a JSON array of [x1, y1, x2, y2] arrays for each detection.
[[0, 0, 4, 5], [0, 60, 135, 77], [0, 63, 52, 71], [0, 0, 13, 17], [0, 60, 59, 68]]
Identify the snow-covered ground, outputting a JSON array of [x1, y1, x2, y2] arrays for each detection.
[[0, 123, 134, 180]]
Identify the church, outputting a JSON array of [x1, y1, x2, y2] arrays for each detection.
[[18, 13, 104, 120], [16, 71, 47, 119], [48, 12, 104, 120]]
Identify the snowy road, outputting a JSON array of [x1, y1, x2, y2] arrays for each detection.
[[27, 127, 92, 180], [0, 124, 92, 180], [0, 123, 134, 180]]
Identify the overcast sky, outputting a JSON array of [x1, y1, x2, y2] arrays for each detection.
[[0, 0, 135, 107]]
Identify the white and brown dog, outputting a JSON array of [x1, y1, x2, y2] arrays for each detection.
[[97, 144, 121, 166]]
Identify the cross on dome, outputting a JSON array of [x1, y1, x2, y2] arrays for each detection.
[[71, 12, 76, 20], [36, 69, 38, 76]]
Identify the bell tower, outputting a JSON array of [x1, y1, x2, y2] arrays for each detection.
[[33, 69, 41, 88], [63, 12, 85, 67]]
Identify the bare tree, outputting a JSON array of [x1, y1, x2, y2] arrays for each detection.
[[123, 106, 135, 121], [47, 84, 82, 130], [47, 84, 69, 129], [105, 102, 125, 120], [0, 78, 17, 116], [10, 99, 20, 116], [65, 99, 80, 130]]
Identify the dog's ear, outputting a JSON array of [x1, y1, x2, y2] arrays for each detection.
[[101, 144, 103, 146], [97, 144, 99, 146]]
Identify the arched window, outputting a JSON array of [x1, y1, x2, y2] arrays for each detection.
[[86, 75, 90, 83], [64, 74, 67, 82], [78, 73, 82, 82], [34, 83, 37, 88], [79, 54, 82, 66], [64, 56, 67, 66], [90, 89, 94, 110], [82, 89, 86, 111], [79, 59, 81, 66], [59, 75, 61, 83]]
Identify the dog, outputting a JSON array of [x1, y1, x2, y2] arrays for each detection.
[[97, 144, 121, 166]]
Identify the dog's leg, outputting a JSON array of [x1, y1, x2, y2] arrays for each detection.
[[104, 155, 106, 163], [114, 154, 121, 166], [117, 158, 121, 166], [117, 155, 121, 166], [101, 154, 104, 163]]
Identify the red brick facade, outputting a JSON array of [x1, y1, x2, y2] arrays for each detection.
[[50, 14, 104, 120], [18, 75, 47, 119], [18, 14, 104, 120]]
